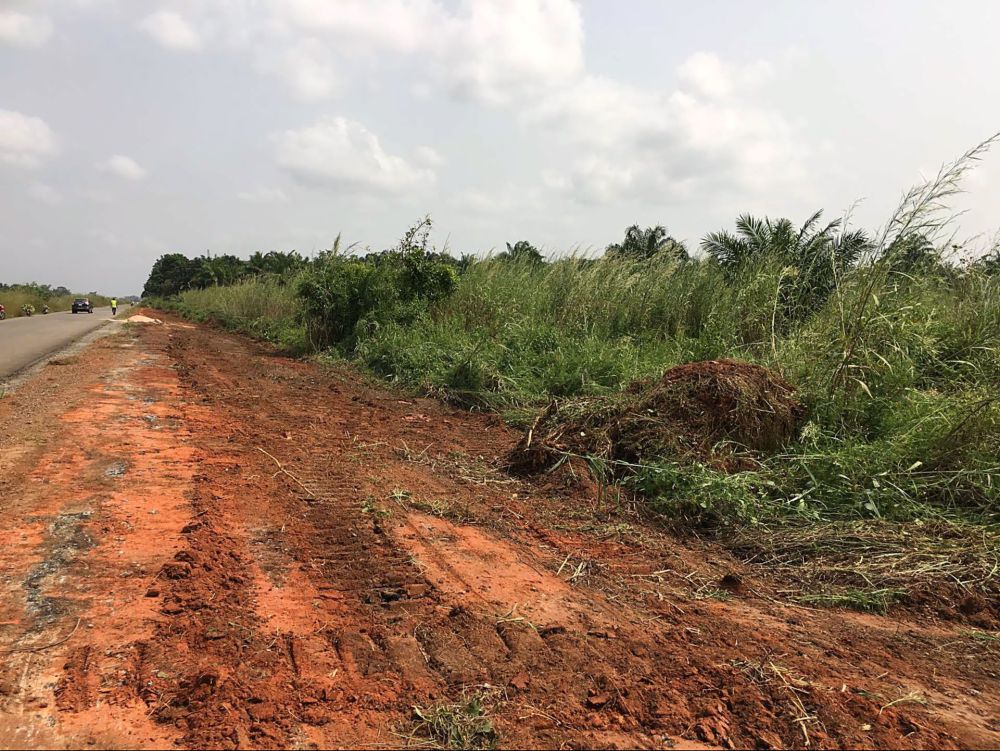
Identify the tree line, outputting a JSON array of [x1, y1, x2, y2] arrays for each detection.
[[0, 282, 76, 298], [143, 213, 1000, 305]]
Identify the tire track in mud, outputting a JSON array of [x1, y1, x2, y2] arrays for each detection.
[[164, 329, 441, 747], [159, 323, 974, 750], [132, 481, 306, 749], [165, 328, 693, 748]]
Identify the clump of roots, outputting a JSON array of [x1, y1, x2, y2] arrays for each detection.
[[511, 359, 805, 475]]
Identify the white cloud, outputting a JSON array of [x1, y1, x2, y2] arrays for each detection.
[[169, 0, 584, 105], [86, 227, 122, 247], [0, 109, 58, 167], [28, 182, 62, 205], [452, 183, 539, 215], [444, 0, 584, 105], [414, 145, 444, 167], [97, 154, 148, 180], [277, 0, 445, 54], [529, 52, 807, 204], [274, 116, 434, 194], [237, 187, 289, 203], [82, 188, 114, 204], [676, 52, 772, 100], [139, 10, 202, 51], [0, 11, 53, 48], [270, 38, 338, 100], [279, 0, 584, 103]]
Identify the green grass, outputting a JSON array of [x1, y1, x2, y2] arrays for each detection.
[[153, 276, 306, 352], [794, 588, 907, 615], [409, 693, 498, 750], [961, 629, 999, 645]]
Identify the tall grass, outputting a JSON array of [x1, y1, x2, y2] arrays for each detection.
[[372, 252, 1000, 525], [161, 276, 306, 351], [355, 255, 786, 406]]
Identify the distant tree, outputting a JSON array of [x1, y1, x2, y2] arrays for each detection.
[[606, 225, 688, 262], [142, 253, 199, 297], [456, 253, 477, 273], [0, 281, 75, 300], [248, 250, 306, 277], [190, 254, 249, 288], [971, 244, 1000, 276], [296, 217, 457, 349], [500, 240, 544, 264]]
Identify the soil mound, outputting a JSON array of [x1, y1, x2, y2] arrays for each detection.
[[512, 359, 804, 474]]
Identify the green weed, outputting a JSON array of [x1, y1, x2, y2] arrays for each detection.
[[410, 692, 498, 750], [794, 588, 906, 615]]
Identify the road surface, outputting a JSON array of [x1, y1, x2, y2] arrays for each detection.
[[0, 307, 112, 379]]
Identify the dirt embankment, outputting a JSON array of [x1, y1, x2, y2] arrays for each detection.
[[0, 316, 996, 750]]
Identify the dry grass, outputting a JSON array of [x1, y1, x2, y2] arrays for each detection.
[[512, 359, 804, 475], [730, 519, 1000, 601]]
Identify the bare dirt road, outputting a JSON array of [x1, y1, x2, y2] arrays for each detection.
[[0, 315, 996, 750], [0, 308, 112, 381]]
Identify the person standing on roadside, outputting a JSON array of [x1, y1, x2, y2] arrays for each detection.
[[110, 297, 118, 316]]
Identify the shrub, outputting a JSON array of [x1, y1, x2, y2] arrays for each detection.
[[297, 218, 457, 351]]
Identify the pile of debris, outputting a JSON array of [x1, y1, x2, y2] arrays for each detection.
[[511, 359, 805, 475], [125, 314, 163, 324]]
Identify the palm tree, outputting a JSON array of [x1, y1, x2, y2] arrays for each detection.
[[191, 253, 249, 288], [885, 233, 940, 273], [606, 225, 688, 262], [248, 250, 305, 277], [502, 240, 544, 264], [702, 210, 871, 318]]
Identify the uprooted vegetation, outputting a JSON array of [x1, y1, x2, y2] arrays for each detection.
[[408, 691, 499, 750], [511, 359, 805, 474], [145, 136, 1000, 618]]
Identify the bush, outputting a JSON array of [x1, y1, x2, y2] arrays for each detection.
[[297, 218, 457, 351]]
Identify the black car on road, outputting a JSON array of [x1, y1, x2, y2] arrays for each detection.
[[71, 298, 93, 313]]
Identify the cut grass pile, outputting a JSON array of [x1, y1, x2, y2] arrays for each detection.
[[732, 519, 999, 615], [511, 359, 804, 475]]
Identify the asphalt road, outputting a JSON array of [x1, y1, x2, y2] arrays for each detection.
[[0, 307, 113, 379]]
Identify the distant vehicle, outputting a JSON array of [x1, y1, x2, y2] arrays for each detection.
[[72, 298, 94, 314], [0, 304, 5, 320]]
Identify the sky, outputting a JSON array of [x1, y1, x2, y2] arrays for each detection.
[[1, 0, 999, 295]]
